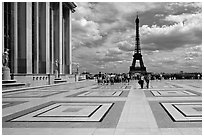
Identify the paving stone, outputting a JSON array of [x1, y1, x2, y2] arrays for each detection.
[[179, 128, 202, 135], [3, 128, 96, 135], [9, 103, 113, 122], [151, 90, 197, 96], [161, 102, 202, 122], [160, 128, 183, 135], [2, 80, 202, 135], [115, 128, 162, 135], [93, 128, 115, 135]]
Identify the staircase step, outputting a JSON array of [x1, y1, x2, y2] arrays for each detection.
[[2, 80, 17, 84], [2, 83, 26, 87], [54, 79, 67, 84], [54, 78, 62, 80]]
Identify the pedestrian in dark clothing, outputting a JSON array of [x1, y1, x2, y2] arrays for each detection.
[[98, 72, 102, 85], [138, 74, 144, 89], [145, 74, 151, 89], [110, 74, 115, 85], [126, 73, 131, 84]]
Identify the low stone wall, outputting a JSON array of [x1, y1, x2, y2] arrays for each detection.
[[12, 74, 75, 87]]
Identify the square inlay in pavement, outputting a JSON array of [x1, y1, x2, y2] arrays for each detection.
[[69, 89, 129, 97], [99, 85, 128, 89], [77, 90, 123, 97], [161, 102, 202, 122], [8, 102, 113, 122], [151, 90, 197, 97], [148, 101, 202, 128], [3, 91, 65, 98], [3, 101, 124, 128], [151, 85, 174, 88]]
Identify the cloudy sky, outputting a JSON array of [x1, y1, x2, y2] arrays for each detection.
[[71, 2, 202, 74]]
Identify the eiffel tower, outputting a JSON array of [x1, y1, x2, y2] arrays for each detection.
[[129, 15, 146, 74]]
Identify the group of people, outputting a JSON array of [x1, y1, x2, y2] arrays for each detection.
[[97, 72, 131, 85], [138, 73, 151, 89], [96, 71, 151, 89]]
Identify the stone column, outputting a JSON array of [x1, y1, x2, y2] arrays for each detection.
[[62, 18, 65, 74], [45, 2, 50, 74], [64, 8, 72, 74], [2, 3, 4, 52], [59, 2, 63, 75], [35, 2, 39, 74], [32, 2, 39, 74], [68, 9, 72, 74], [17, 3, 26, 73], [26, 2, 32, 74], [50, 9, 54, 74], [13, 2, 18, 73], [64, 11, 68, 74], [38, 3, 46, 73]]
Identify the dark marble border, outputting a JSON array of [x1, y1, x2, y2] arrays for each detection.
[[144, 89, 201, 97], [148, 100, 202, 128], [171, 84, 183, 88], [67, 90, 129, 97], [2, 91, 67, 98], [3, 101, 125, 128]]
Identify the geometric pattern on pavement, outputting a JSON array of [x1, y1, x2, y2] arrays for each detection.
[[161, 102, 202, 122], [150, 85, 179, 89], [151, 90, 198, 97], [2, 101, 28, 108], [99, 85, 129, 89], [77, 90, 123, 97], [3, 91, 66, 98], [8, 102, 113, 122], [148, 101, 202, 128]]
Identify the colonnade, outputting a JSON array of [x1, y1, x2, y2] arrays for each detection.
[[3, 2, 76, 75]]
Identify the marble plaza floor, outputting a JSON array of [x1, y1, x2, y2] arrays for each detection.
[[2, 79, 202, 135]]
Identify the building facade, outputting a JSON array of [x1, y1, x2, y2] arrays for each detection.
[[3, 2, 77, 86]]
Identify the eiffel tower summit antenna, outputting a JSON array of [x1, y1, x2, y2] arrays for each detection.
[[135, 12, 140, 54], [129, 14, 146, 75]]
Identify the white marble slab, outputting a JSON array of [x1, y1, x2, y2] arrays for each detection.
[[78, 90, 123, 96], [161, 102, 202, 122], [38, 104, 100, 117], [3, 91, 59, 97], [174, 104, 201, 117], [151, 90, 196, 96], [11, 103, 113, 122]]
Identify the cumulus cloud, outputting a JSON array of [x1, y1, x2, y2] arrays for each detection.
[[72, 18, 103, 48], [140, 13, 201, 51], [105, 48, 123, 56], [117, 41, 134, 52], [72, 2, 202, 73]]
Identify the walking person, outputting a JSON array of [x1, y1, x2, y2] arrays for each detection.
[[119, 74, 122, 83], [102, 74, 106, 85], [145, 73, 151, 89], [98, 72, 102, 85], [138, 74, 144, 89], [127, 73, 130, 84], [110, 73, 115, 85], [106, 74, 111, 85], [124, 73, 130, 84]]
